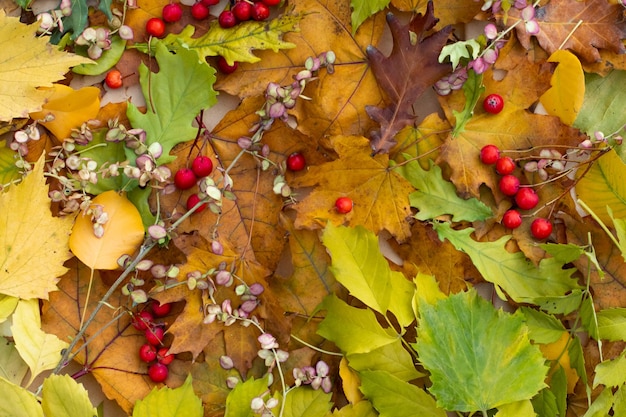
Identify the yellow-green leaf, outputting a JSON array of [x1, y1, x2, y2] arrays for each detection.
[[30, 84, 100, 140], [69, 190, 145, 270], [10, 299, 69, 386], [42, 374, 98, 417], [0, 154, 74, 299], [494, 400, 536, 417], [539, 50, 585, 126], [0, 338, 29, 385], [0, 10, 92, 122], [133, 375, 203, 417], [0, 294, 18, 323], [0, 376, 43, 417]]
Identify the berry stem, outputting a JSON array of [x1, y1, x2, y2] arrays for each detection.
[[289, 334, 343, 356], [576, 198, 622, 251]]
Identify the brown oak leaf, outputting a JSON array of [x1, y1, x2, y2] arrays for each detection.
[[366, 2, 453, 154]]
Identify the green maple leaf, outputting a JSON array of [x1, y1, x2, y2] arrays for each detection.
[[399, 158, 491, 222], [433, 222, 581, 304], [414, 289, 548, 413], [133, 375, 202, 417], [127, 41, 217, 164], [350, 0, 390, 34]]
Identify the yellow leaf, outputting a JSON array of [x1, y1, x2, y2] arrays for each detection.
[[539, 50, 585, 126], [69, 190, 145, 270], [0, 154, 73, 299], [576, 149, 626, 226], [30, 84, 100, 140], [0, 10, 92, 122], [10, 299, 69, 387], [339, 357, 363, 404], [538, 331, 579, 394], [0, 294, 19, 323], [494, 399, 536, 417]]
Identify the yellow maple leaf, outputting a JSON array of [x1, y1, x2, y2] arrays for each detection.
[[0, 154, 73, 300], [0, 10, 92, 122]]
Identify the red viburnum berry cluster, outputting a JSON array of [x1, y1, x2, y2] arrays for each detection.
[[132, 301, 175, 383], [480, 144, 552, 240], [172, 155, 216, 214]]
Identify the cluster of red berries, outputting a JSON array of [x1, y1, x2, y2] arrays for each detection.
[[218, 0, 279, 28], [480, 144, 552, 240], [173, 155, 214, 213], [132, 301, 174, 383]]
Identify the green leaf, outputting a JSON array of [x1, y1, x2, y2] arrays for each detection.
[[138, 16, 299, 66], [540, 242, 585, 264], [225, 376, 269, 417], [438, 39, 481, 70], [127, 41, 217, 164], [412, 272, 446, 317], [0, 145, 21, 188], [582, 387, 613, 417], [535, 290, 583, 315], [531, 388, 558, 417], [325, 401, 377, 417], [494, 400, 535, 417], [567, 335, 588, 387], [0, 338, 29, 385], [282, 387, 332, 417], [550, 366, 568, 417], [350, 0, 390, 34], [359, 370, 446, 417], [317, 294, 397, 355], [400, 159, 491, 222], [452, 69, 485, 137], [0, 376, 43, 417], [133, 375, 203, 417], [432, 222, 580, 304], [347, 339, 423, 382], [73, 129, 127, 195], [594, 351, 626, 388], [73, 36, 126, 75], [60, 0, 89, 39], [519, 307, 565, 344], [414, 289, 548, 412], [607, 205, 626, 262], [580, 296, 599, 340], [42, 374, 98, 417], [613, 384, 626, 417], [597, 308, 626, 341]]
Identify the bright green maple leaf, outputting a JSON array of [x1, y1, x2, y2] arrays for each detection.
[[360, 370, 446, 417], [399, 158, 491, 222], [594, 351, 626, 388], [127, 41, 217, 164], [225, 376, 270, 417], [133, 375, 202, 417], [414, 289, 548, 413], [350, 0, 390, 34], [432, 222, 581, 304]]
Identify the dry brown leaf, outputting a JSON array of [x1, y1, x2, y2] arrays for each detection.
[[395, 0, 483, 29]]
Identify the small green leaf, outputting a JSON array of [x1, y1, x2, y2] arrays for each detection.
[[350, 0, 391, 34], [0, 146, 21, 188], [325, 401, 377, 417], [433, 222, 580, 304], [347, 339, 423, 382], [494, 399, 535, 417], [520, 307, 566, 344], [0, 376, 43, 417], [133, 375, 202, 417], [550, 366, 568, 417], [73, 36, 126, 75], [42, 374, 98, 417], [607, 205, 626, 261], [73, 129, 127, 195], [531, 388, 558, 417], [414, 289, 548, 412], [594, 351, 626, 388], [452, 69, 485, 137], [597, 308, 626, 341], [613, 384, 626, 417], [580, 296, 599, 340], [360, 370, 446, 417], [127, 41, 217, 164], [438, 39, 481, 70], [400, 159, 491, 222], [224, 376, 269, 417], [60, 0, 89, 39], [540, 243, 586, 264], [567, 335, 588, 387], [282, 387, 332, 417], [317, 294, 397, 355], [535, 290, 583, 315], [582, 387, 613, 417]]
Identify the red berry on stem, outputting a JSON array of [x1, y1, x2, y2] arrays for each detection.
[[335, 197, 353, 214], [186, 194, 207, 213], [157, 348, 175, 365], [201, 0, 219, 5], [261, 0, 280, 5], [151, 301, 172, 317], [217, 56, 238, 74], [286, 152, 306, 171], [218, 10, 237, 28], [531, 218, 552, 240], [132, 311, 154, 331], [162, 3, 182, 22], [232, 1, 252, 21], [145, 326, 164, 346], [105, 69, 123, 89], [251, 1, 270, 20], [483, 93, 504, 114], [499, 174, 520, 196], [502, 209, 522, 229], [191, 2, 210, 20], [139, 343, 157, 363], [495, 156, 516, 175], [515, 187, 539, 210], [174, 168, 197, 190], [146, 18, 166, 38], [148, 363, 169, 383], [191, 156, 213, 178], [480, 144, 500, 165]]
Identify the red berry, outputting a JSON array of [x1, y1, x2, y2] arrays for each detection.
[[335, 197, 353, 214], [145, 326, 164, 346], [515, 187, 539, 210], [232, 1, 252, 21], [191, 2, 210, 19], [499, 174, 520, 196], [261, 0, 280, 5], [483, 93, 504, 114], [151, 301, 172, 317], [286, 152, 306, 171], [186, 194, 207, 213], [495, 156, 516, 175], [217, 56, 238, 74], [201, 0, 219, 5], [531, 218, 553, 240], [251, 1, 270, 20], [480, 144, 500, 165], [146, 17, 166, 38], [174, 168, 197, 190], [157, 348, 175, 365], [218, 10, 237, 28], [132, 311, 154, 331], [162, 3, 182, 22], [191, 155, 213, 178], [139, 344, 157, 363], [104, 69, 123, 89], [148, 363, 169, 383], [502, 209, 522, 229]]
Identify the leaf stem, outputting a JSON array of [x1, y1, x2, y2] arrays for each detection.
[[576, 198, 621, 250]]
